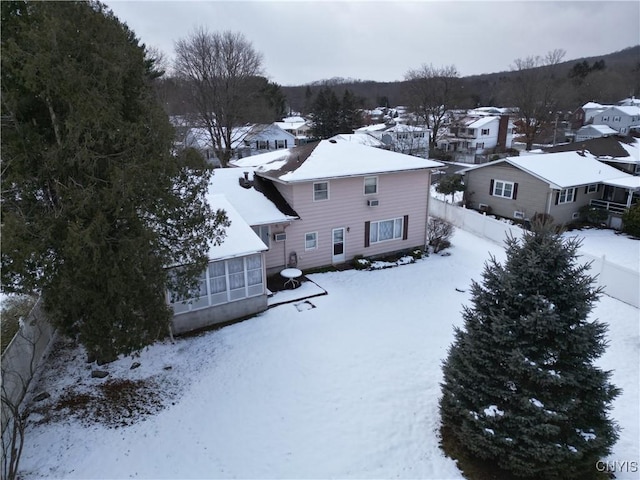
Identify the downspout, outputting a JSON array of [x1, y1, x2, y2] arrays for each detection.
[[546, 190, 553, 215], [425, 171, 432, 250]]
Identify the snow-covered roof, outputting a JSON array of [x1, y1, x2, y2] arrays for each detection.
[[355, 123, 388, 133], [610, 105, 640, 117], [254, 140, 443, 183], [205, 194, 268, 260], [208, 168, 298, 226], [578, 124, 618, 136], [461, 151, 635, 189], [465, 116, 498, 128], [602, 176, 640, 190], [384, 124, 427, 133], [582, 102, 605, 110], [329, 133, 385, 148]]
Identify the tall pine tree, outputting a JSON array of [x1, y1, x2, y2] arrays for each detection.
[[439, 222, 619, 479], [1, 1, 226, 362]]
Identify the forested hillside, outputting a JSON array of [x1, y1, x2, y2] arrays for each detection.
[[282, 45, 640, 113]]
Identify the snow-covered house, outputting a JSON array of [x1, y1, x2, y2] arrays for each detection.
[[575, 124, 619, 142], [437, 113, 514, 163], [570, 102, 611, 130], [275, 116, 313, 144], [354, 123, 430, 157], [168, 194, 270, 334], [184, 123, 295, 165], [461, 151, 640, 227], [590, 106, 640, 135], [229, 140, 443, 273]]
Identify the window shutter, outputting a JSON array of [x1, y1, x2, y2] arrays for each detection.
[[584, 186, 588, 194], [573, 188, 578, 202], [364, 221, 370, 248], [555, 192, 559, 205], [489, 179, 494, 195], [285, 139, 288, 148], [403, 215, 409, 240], [513, 183, 519, 200]]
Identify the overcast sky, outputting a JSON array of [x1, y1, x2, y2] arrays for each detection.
[[105, 1, 639, 86]]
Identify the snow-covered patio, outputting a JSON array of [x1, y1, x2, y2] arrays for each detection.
[[17, 229, 640, 479]]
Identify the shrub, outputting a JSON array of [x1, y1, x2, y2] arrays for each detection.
[[427, 217, 454, 253], [352, 255, 371, 270], [579, 205, 608, 225], [622, 203, 640, 238]]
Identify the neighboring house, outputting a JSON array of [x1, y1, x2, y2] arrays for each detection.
[[574, 124, 619, 142], [461, 151, 640, 227], [437, 113, 514, 163], [570, 102, 611, 130], [232, 139, 443, 273], [275, 116, 313, 144], [237, 124, 296, 157], [167, 194, 269, 335], [590, 106, 640, 135], [184, 123, 295, 165], [329, 133, 386, 148], [545, 134, 640, 176], [355, 123, 430, 157]]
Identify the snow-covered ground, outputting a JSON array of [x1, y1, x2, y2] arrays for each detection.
[[563, 227, 639, 270], [16, 229, 640, 479]]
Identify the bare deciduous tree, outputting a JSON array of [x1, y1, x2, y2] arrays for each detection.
[[174, 29, 264, 167], [510, 49, 566, 150], [404, 64, 460, 148], [2, 301, 52, 480]]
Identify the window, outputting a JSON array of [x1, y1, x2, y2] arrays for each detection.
[[476, 142, 485, 150], [256, 140, 269, 150], [305, 232, 318, 250], [481, 128, 490, 135], [558, 188, 576, 204], [613, 116, 621, 122], [586, 184, 598, 194], [602, 116, 609, 122], [275, 139, 288, 149], [492, 180, 515, 199], [252, 225, 270, 248], [370, 217, 404, 244], [313, 182, 329, 201], [364, 176, 378, 195], [168, 254, 264, 314]]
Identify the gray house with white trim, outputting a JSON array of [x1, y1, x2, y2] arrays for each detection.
[[461, 151, 640, 227]]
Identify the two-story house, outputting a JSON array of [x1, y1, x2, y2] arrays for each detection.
[[169, 140, 443, 333], [275, 116, 313, 144], [437, 113, 514, 163], [590, 106, 640, 135]]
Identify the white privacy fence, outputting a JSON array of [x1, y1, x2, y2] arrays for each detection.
[[429, 198, 640, 308]]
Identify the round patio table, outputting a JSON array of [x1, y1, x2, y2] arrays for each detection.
[[280, 268, 302, 289]]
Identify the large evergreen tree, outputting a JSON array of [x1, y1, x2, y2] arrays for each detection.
[[439, 223, 619, 479], [310, 86, 341, 139], [1, 1, 225, 362]]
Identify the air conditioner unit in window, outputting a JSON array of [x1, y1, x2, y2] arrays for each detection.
[[274, 232, 286, 242], [367, 199, 380, 207]]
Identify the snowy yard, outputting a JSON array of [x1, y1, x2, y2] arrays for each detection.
[[17, 229, 640, 479]]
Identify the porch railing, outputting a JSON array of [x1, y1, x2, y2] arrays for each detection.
[[589, 199, 629, 215]]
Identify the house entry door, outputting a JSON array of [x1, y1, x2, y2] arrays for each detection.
[[332, 227, 345, 263]]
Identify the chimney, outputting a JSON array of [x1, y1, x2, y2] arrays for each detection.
[[497, 114, 510, 151], [239, 171, 253, 189]]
